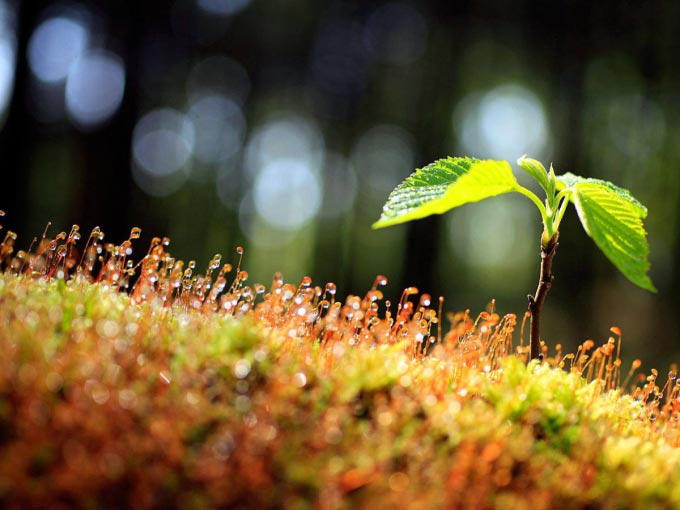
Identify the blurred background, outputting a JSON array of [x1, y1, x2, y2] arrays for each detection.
[[0, 0, 678, 367]]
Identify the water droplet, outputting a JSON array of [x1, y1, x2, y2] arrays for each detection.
[[365, 290, 383, 302], [234, 359, 251, 379], [89, 381, 110, 405], [130, 227, 142, 239], [293, 372, 307, 388], [373, 275, 388, 289]]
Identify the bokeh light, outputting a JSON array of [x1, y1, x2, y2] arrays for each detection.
[[0, 0, 16, 125], [65, 50, 125, 129], [132, 108, 195, 196], [239, 114, 325, 249], [245, 115, 325, 179], [188, 94, 245, 164], [0, 40, 14, 120], [454, 84, 550, 161], [27, 15, 88, 84], [253, 158, 322, 231], [446, 196, 533, 283]]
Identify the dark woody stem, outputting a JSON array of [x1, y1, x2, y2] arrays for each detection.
[[528, 233, 559, 361]]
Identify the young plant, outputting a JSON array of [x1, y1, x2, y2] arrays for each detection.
[[373, 156, 655, 360]]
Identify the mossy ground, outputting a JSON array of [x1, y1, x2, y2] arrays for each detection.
[[1, 269, 679, 510]]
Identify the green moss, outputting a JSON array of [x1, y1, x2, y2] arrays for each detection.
[[0, 273, 678, 509]]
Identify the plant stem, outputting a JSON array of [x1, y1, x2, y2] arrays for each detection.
[[515, 186, 547, 220], [528, 233, 559, 361]]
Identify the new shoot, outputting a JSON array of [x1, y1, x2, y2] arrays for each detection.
[[373, 156, 655, 361]]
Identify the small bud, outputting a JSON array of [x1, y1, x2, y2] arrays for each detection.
[[548, 163, 557, 197], [517, 156, 550, 194]]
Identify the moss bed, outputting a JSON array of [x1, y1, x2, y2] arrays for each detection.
[[0, 227, 679, 509]]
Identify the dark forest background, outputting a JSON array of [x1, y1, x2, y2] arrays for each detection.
[[1, 0, 679, 368]]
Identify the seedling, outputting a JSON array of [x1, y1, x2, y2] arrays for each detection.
[[373, 156, 655, 360]]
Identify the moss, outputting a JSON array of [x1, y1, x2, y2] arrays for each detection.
[[0, 226, 677, 509]]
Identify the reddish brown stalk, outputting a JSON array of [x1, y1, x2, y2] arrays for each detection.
[[528, 233, 559, 361]]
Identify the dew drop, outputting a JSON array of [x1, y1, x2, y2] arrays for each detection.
[[373, 275, 388, 289], [234, 359, 251, 379], [90, 382, 110, 405], [366, 290, 383, 302], [293, 372, 307, 388]]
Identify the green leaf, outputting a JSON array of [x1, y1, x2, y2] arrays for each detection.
[[557, 173, 647, 218], [571, 182, 655, 292], [372, 157, 519, 228], [517, 156, 550, 194]]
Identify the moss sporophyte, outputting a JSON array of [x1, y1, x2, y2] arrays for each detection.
[[373, 156, 655, 361]]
